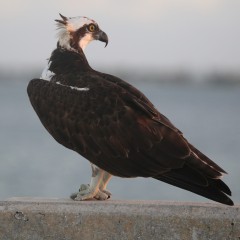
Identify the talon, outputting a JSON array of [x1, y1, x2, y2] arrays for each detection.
[[102, 189, 112, 198], [94, 190, 109, 200], [70, 192, 78, 200]]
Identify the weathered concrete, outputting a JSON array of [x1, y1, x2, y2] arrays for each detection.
[[0, 197, 239, 240]]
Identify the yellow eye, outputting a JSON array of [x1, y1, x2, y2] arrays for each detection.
[[88, 24, 96, 32]]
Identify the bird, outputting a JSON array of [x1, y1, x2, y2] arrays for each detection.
[[27, 14, 234, 205]]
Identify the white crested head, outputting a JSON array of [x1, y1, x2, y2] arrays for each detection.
[[62, 16, 96, 32], [55, 14, 108, 52]]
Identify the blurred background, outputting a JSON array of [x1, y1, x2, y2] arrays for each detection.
[[0, 0, 239, 204]]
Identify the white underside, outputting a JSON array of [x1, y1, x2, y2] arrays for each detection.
[[56, 81, 89, 91], [40, 62, 55, 81]]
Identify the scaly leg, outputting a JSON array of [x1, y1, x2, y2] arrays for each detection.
[[71, 164, 112, 201], [99, 171, 112, 198]]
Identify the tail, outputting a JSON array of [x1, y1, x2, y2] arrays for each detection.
[[154, 147, 234, 206]]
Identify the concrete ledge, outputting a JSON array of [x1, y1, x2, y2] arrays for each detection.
[[0, 198, 239, 240]]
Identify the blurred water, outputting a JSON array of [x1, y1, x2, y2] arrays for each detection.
[[0, 79, 239, 204]]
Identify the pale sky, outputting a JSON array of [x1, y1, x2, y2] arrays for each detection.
[[0, 0, 240, 72]]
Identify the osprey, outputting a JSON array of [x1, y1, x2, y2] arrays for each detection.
[[27, 14, 234, 205]]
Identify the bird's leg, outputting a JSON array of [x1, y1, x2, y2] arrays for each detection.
[[71, 164, 112, 201], [99, 171, 112, 198]]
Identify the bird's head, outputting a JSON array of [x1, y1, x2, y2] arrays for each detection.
[[55, 14, 108, 52]]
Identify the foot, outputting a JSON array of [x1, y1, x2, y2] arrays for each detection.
[[70, 184, 110, 201], [70, 164, 113, 201]]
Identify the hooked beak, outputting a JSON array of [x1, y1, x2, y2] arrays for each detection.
[[95, 30, 108, 47]]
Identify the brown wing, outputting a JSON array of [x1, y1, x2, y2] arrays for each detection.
[[27, 76, 188, 175], [27, 74, 233, 205]]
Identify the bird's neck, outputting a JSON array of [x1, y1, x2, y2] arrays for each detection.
[[48, 46, 92, 75]]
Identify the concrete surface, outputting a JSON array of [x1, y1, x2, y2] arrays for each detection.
[[0, 197, 239, 240]]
